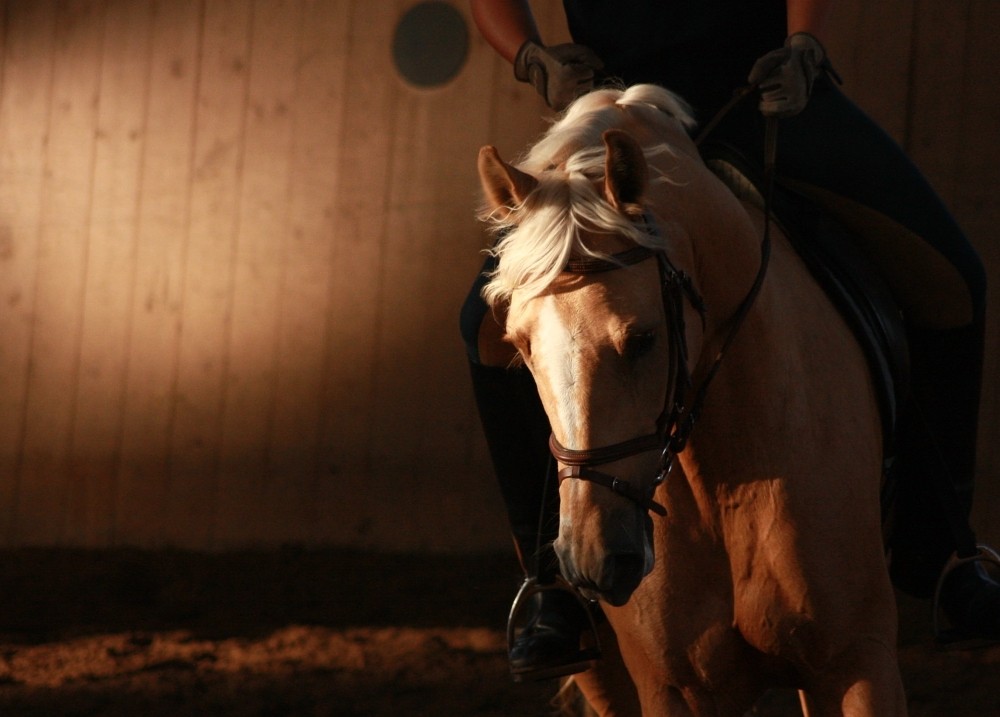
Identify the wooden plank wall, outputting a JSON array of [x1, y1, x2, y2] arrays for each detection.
[[826, 0, 1000, 547], [0, 0, 996, 552]]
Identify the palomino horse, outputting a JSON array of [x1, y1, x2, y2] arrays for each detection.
[[477, 84, 906, 716]]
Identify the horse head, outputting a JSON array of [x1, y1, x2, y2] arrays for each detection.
[[477, 87, 703, 606]]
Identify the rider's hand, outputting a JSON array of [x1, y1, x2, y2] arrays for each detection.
[[514, 40, 604, 111], [748, 32, 837, 118]]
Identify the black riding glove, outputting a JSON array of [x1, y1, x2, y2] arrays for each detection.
[[514, 40, 603, 111], [748, 32, 840, 118]]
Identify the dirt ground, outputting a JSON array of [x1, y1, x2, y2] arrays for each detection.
[[0, 548, 997, 716]]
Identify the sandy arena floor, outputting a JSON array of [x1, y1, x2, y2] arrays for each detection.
[[0, 549, 997, 716]]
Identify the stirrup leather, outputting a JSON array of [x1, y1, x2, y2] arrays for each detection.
[[932, 543, 1000, 649], [506, 576, 602, 681]]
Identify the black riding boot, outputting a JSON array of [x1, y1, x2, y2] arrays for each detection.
[[888, 323, 1000, 644], [468, 361, 594, 680]]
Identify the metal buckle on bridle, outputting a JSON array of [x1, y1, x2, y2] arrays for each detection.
[[656, 421, 689, 484]]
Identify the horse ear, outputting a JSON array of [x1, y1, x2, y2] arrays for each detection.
[[602, 129, 647, 213], [478, 145, 538, 216]]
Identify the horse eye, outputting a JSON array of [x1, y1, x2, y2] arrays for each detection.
[[624, 330, 656, 361]]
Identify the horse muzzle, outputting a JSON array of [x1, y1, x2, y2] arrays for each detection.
[[554, 516, 654, 607]]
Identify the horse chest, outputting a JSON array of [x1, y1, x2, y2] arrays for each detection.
[[620, 602, 750, 687], [676, 623, 758, 689], [618, 592, 793, 705]]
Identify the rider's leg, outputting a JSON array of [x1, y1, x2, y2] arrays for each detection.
[[889, 320, 1000, 641], [461, 258, 592, 679], [890, 321, 983, 589]]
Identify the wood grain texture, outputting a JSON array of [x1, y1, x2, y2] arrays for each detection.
[[0, 0, 994, 551], [15, 0, 104, 545]]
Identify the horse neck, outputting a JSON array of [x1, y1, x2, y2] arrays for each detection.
[[644, 152, 772, 373], [657, 164, 800, 483], [670, 191, 875, 494]]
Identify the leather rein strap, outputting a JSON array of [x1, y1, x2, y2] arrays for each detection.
[[549, 107, 778, 518]]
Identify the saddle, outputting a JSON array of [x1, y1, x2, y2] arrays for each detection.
[[704, 146, 909, 452]]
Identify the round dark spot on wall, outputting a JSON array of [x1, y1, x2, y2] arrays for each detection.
[[392, 2, 468, 88]]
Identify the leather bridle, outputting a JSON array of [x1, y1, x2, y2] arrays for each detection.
[[548, 235, 700, 517], [548, 117, 777, 518]]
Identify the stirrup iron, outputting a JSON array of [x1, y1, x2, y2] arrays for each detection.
[[932, 543, 1000, 649], [506, 576, 602, 682]]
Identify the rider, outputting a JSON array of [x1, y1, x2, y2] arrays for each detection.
[[461, 0, 1000, 680]]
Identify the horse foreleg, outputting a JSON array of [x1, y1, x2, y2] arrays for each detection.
[[800, 637, 907, 717], [798, 689, 811, 717], [572, 618, 641, 716]]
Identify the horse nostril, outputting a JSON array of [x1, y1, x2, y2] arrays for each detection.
[[603, 552, 645, 590]]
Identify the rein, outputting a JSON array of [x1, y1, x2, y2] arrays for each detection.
[[550, 98, 778, 518]]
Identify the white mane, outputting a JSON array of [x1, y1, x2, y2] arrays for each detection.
[[481, 84, 697, 306]]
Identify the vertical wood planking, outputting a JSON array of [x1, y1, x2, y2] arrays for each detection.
[[267, 0, 351, 544], [451, 2, 575, 550], [115, 0, 201, 546], [863, 0, 915, 143], [374, 1, 501, 549], [368, 43, 419, 544], [954, 0, 1000, 234], [66, 0, 153, 546], [166, 0, 251, 548], [214, 0, 301, 547], [825, 0, 876, 122], [0, 1, 994, 551], [822, 0, 861, 81], [907, 0, 971, 206], [0, 0, 56, 544], [313, 0, 400, 546], [907, 1, 1000, 545], [455, 3, 570, 548], [829, 0, 914, 144], [408, 4, 512, 550], [958, 0, 1000, 546], [15, 0, 105, 545]]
